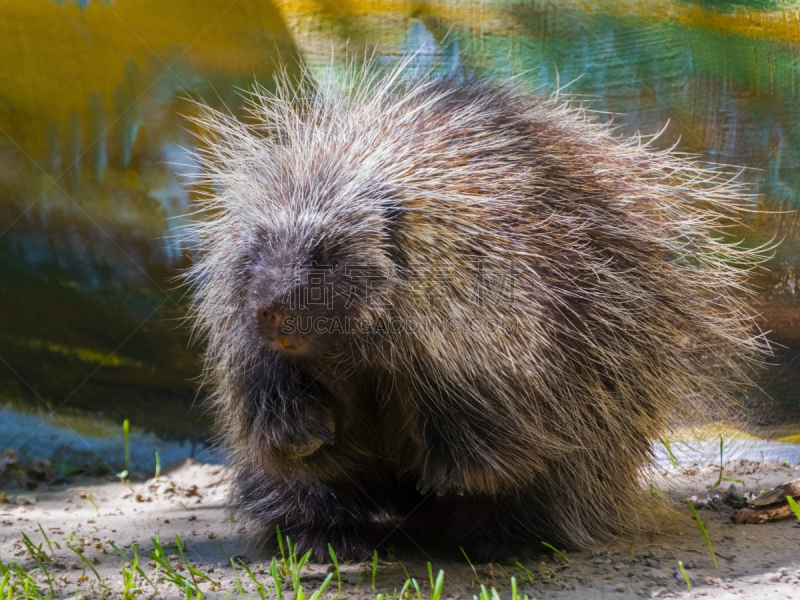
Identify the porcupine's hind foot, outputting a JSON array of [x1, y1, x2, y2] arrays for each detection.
[[428, 492, 558, 562], [230, 465, 380, 562], [432, 463, 657, 562]]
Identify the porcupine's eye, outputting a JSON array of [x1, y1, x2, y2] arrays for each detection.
[[329, 260, 339, 272]]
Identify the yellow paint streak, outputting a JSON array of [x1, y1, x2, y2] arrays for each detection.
[[0, 0, 289, 152], [10, 336, 143, 368], [275, 0, 800, 43], [43, 411, 126, 439], [671, 3, 800, 44]]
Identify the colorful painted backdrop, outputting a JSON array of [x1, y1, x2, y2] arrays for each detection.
[[1, 0, 798, 470]]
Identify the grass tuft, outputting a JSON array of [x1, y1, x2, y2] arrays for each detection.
[[1, 524, 543, 600]]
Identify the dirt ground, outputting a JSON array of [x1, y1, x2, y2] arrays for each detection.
[[2, 459, 799, 599]]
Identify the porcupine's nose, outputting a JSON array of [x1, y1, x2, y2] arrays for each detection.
[[255, 302, 289, 344]]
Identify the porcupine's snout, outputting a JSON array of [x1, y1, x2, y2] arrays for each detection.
[[247, 262, 304, 352], [254, 301, 290, 344]]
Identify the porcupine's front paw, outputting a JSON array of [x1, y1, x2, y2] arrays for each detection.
[[232, 465, 378, 562], [274, 404, 337, 460]]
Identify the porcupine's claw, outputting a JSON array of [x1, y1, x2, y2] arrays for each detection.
[[292, 428, 308, 445], [314, 424, 335, 445], [435, 471, 457, 496], [416, 477, 434, 496]]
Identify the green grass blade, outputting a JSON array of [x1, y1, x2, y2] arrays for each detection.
[[66, 542, 106, 587], [187, 562, 219, 586], [291, 547, 312, 599], [229, 558, 245, 600], [541, 541, 569, 564], [678, 561, 692, 590], [459, 547, 480, 585], [37, 524, 56, 561], [108, 541, 156, 590], [431, 569, 444, 600], [124, 419, 130, 472], [238, 559, 267, 599], [515, 562, 534, 583], [21, 532, 49, 563], [39, 560, 55, 598], [411, 578, 421, 600], [308, 573, 334, 600], [270, 557, 284, 600], [148, 536, 190, 589], [787, 495, 800, 522], [686, 500, 718, 569], [721, 477, 745, 487], [276, 525, 286, 562], [663, 437, 677, 468], [328, 544, 342, 598], [175, 535, 198, 589], [297, 547, 312, 573], [121, 551, 139, 600], [373, 551, 379, 592]]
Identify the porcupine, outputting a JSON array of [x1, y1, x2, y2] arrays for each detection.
[[185, 63, 766, 561]]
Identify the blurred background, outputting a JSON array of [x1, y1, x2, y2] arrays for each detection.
[[1, 0, 799, 476]]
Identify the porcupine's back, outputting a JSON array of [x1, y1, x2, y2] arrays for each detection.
[[379, 77, 767, 545], [187, 65, 767, 549]]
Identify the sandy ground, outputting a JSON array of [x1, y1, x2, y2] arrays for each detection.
[[2, 459, 800, 600]]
